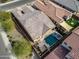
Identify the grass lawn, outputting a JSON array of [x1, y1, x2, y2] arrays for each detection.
[[11, 38, 32, 59], [66, 17, 79, 27], [0, 11, 32, 59], [0, 11, 14, 32]]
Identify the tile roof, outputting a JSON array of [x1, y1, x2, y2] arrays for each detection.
[[44, 44, 70, 59], [12, 5, 55, 41], [54, 0, 79, 12], [73, 26, 79, 35], [44, 26, 79, 59], [64, 28, 79, 59], [44, 52, 59, 59], [55, 45, 71, 59], [34, 0, 72, 23]]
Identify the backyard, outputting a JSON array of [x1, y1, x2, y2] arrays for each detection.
[[66, 17, 79, 27], [0, 11, 32, 59]]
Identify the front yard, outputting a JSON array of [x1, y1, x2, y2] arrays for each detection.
[[0, 11, 32, 59]]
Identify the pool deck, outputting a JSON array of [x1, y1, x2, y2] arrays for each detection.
[[35, 29, 56, 43]]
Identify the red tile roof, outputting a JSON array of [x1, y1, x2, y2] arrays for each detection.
[[44, 52, 59, 59], [44, 26, 79, 59], [64, 29, 79, 59], [73, 26, 79, 35], [34, 0, 72, 23]]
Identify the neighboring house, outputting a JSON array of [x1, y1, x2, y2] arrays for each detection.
[[0, 29, 16, 59], [53, 0, 79, 12], [44, 26, 79, 59], [34, 0, 73, 32]]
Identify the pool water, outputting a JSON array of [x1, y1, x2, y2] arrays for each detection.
[[45, 32, 62, 47], [45, 35, 58, 46], [52, 32, 62, 40]]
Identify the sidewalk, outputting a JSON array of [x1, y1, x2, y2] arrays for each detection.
[[0, 28, 17, 59], [0, 0, 34, 11]]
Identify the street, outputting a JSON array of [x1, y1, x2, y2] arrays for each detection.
[[0, 0, 34, 11]]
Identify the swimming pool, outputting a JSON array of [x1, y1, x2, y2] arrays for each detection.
[[44, 32, 62, 47]]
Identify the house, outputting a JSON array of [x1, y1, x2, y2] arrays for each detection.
[[44, 26, 79, 59], [11, 5, 56, 43], [11, 4, 64, 58], [34, 0, 73, 32], [53, 0, 79, 12]]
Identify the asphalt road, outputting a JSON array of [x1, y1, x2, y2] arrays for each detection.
[[0, 0, 34, 11]]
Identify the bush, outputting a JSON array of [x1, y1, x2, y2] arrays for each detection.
[[0, 11, 14, 32], [12, 39, 32, 57]]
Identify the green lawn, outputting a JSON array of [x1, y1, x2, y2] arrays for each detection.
[[66, 17, 79, 27], [11, 39, 32, 59], [0, 11, 14, 32], [0, 11, 32, 59]]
